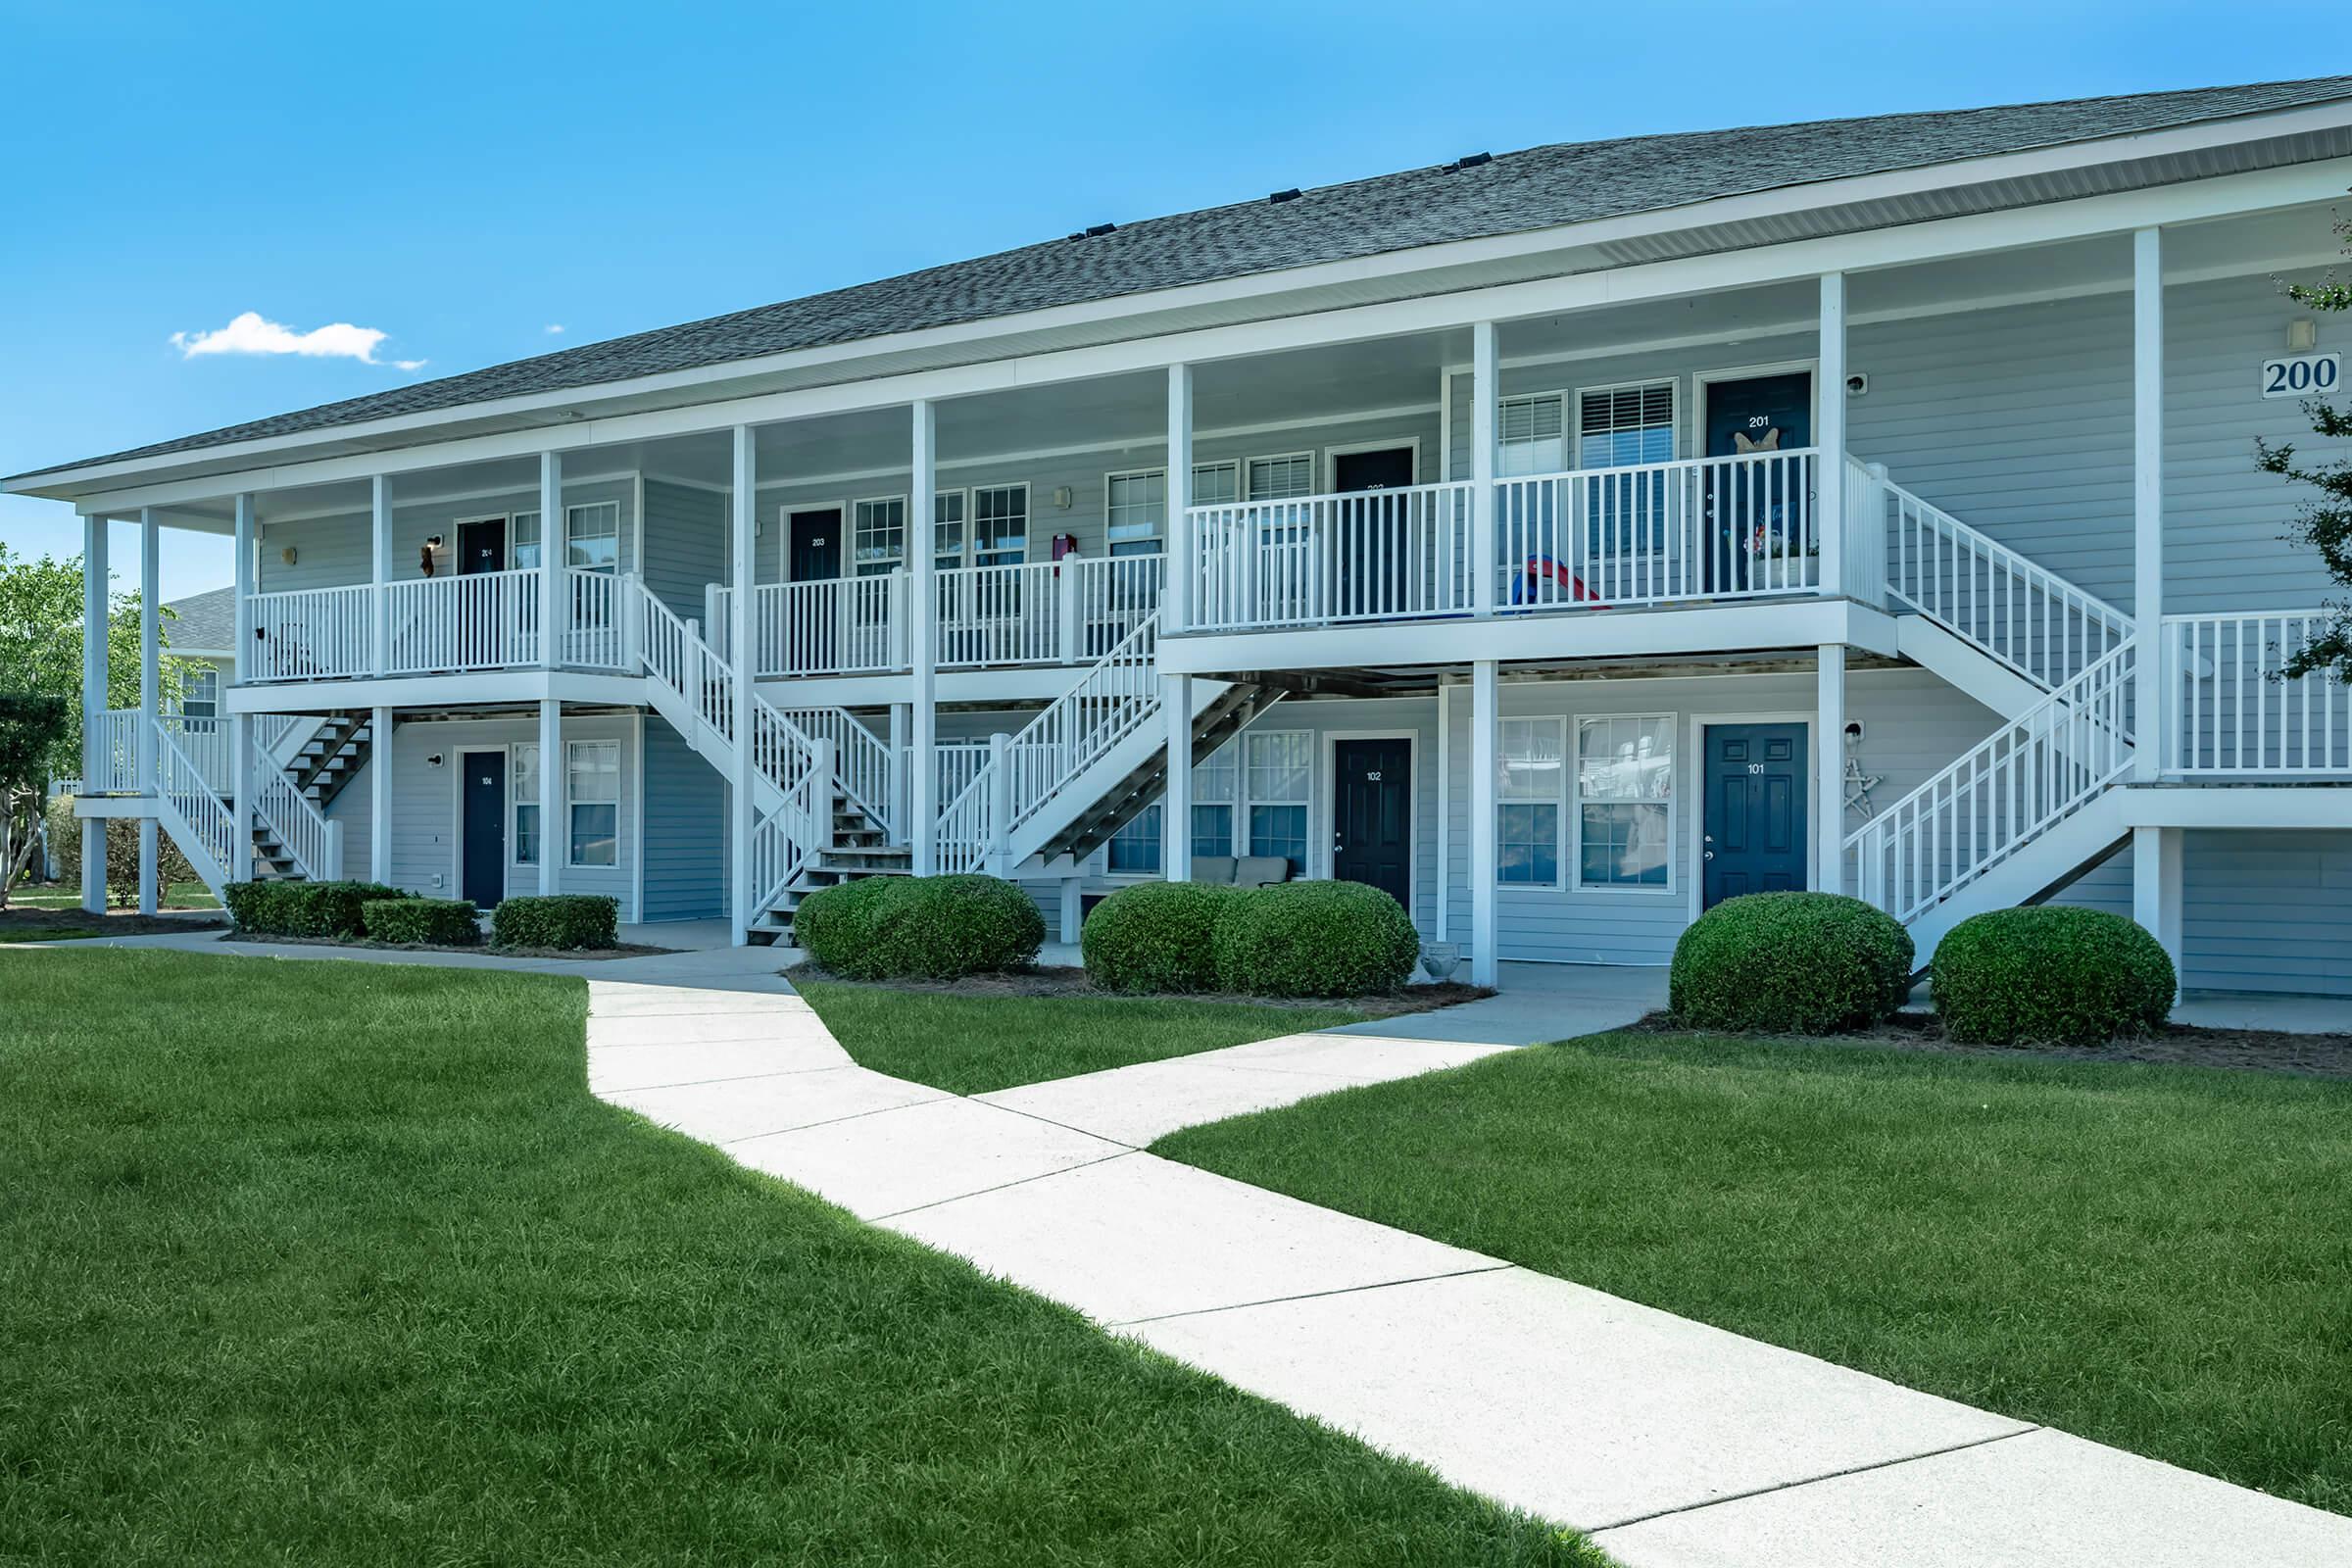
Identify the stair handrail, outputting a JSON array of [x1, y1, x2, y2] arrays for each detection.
[[774, 705, 895, 838], [1846, 638, 2136, 925], [148, 714, 236, 885], [1880, 475, 2134, 690], [256, 768, 336, 881]]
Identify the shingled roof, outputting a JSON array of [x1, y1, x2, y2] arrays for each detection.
[[162, 586, 235, 654], [23, 75, 2352, 479]]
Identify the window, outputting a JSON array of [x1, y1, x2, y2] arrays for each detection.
[[1192, 460, 1240, 508], [564, 501, 620, 571], [514, 742, 540, 866], [512, 512, 541, 570], [1498, 394, 1567, 477], [1577, 381, 1677, 469], [178, 666, 220, 720], [853, 496, 906, 576], [1575, 715, 1674, 889], [1244, 729, 1310, 874], [1106, 805, 1161, 874], [1246, 453, 1315, 502], [1104, 469, 1165, 557], [934, 490, 966, 570], [566, 740, 619, 867], [973, 484, 1027, 567], [1102, 741, 1239, 874], [1497, 717, 1565, 887]]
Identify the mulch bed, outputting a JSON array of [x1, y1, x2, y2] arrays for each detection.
[[214, 932, 678, 961], [0, 906, 226, 939], [1630, 1007, 2352, 1080], [786, 961, 1494, 1017]]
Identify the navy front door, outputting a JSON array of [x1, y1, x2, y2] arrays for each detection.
[[462, 751, 508, 910], [1333, 446, 1414, 617], [1702, 372, 1813, 592], [1332, 736, 1412, 908], [1702, 723, 1806, 907]]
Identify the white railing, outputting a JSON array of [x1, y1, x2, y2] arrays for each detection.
[[383, 568, 540, 675], [1848, 640, 2136, 926], [151, 715, 234, 881], [1841, 456, 1889, 611], [719, 577, 901, 677], [1883, 481, 2133, 691], [776, 706, 894, 836], [935, 742, 991, 809], [248, 584, 372, 682], [256, 770, 337, 881], [937, 562, 1062, 667], [87, 709, 139, 793], [560, 569, 625, 668], [1497, 450, 1821, 613], [1189, 479, 1474, 629], [1067, 554, 1165, 657], [2165, 611, 2352, 776], [749, 759, 828, 917], [254, 713, 301, 758], [634, 579, 736, 749], [157, 716, 229, 795]]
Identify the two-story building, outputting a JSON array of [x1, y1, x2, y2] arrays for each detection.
[[15, 76, 2351, 998]]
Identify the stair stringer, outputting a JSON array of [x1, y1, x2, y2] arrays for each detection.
[[1896, 616, 2052, 721], [1001, 679, 1232, 873], [1899, 788, 2131, 966]]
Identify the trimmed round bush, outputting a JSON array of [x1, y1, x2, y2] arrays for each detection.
[[490, 894, 619, 951], [797, 874, 1043, 981], [1081, 881, 1243, 993], [1670, 891, 1914, 1034], [1933, 906, 2175, 1046], [223, 879, 411, 940], [1211, 881, 1419, 999], [361, 897, 481, 947]]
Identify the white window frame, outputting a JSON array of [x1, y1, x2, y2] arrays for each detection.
[[1494, 714, 1567, 891], [851, 494, 908, 577], [932, 487, 969, 569], [1245, 452, 1316, 502], [971, 482, 1029, 568], [1100, 739, 1240, 880], [177, 664, 220, 719], [1572, 378, 1680, 471], [1103, 466, 1167, 557], [1496, 393, 1568, 478], [1190, 458, 1241, 508], [1241, 727, 1312, 871], [563, 500, 621, 573], [1570, 712, 1678, 895], [564, 738, 621, 869], [513, 740, 541, 868]]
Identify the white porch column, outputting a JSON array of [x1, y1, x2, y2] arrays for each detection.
[[908, 400, 940, 876], [1816, 644, 1846, 895], [1161, 674, 1192, 883], [2132, 825, 2184, 1000], [1434, 680, 1452, 941], [79, 514, 107, 913], [2132, 227, 2165, 782], [1058, 877, 1084, 945], [1469, 658, 1498, 986], [369, 475, 392, 675], [137, 510, 160, 914], [1816, 272, 1847, 599], [887, 703, 911, 846], [1470, 322, 1498, 618], [539, 452, 564, 670], [369, 706, 393, 884], [1164, 364, 1193, 633], [537, 699, 562, 898], [228, 712, 252, 883], [728, 426, 756, 940], [232, 494, 255, 682]]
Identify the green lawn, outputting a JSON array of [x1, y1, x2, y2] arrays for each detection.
[[7, 879, 218, 909], [1158, 1030, 2352, 1516], [0, 949, 1597, 1566], [799, 979, 1369, 1096]]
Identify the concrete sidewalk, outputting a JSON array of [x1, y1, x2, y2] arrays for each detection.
[[578, 974, 2352, 1567]]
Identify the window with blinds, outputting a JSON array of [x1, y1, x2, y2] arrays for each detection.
[[1578, 381, 1677, 469], [1246, 453, 1315, 502], [1498, 394, 1566, 477]]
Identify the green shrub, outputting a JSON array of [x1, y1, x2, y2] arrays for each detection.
[[490, 894, 619, 951], [361, 898, 481, 946], [796, 874, 1043, 981], [1211, 881, 1419, 999], [1082, 882, 1243, 993], [1670, 892, 1915, 1034], [42, 794, 198, 906], [1933, 906, 2175, 1046], [222, 879, 411, 939]]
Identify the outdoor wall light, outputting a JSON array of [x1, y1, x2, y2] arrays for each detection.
[[2289, 318, 2320, 352], [1845, 372, 1869, 396], [279, 546, 297, 565], [426, 753, 446, 769], [1051, 485, 1074, 509]]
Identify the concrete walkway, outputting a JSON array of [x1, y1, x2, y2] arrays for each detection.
[[576, 972, 2352, 1567]]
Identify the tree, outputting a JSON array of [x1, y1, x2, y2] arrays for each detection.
[[0, 544, 182, 782], [0, 694, 69, 905], [2256, 215, 2352, 682]]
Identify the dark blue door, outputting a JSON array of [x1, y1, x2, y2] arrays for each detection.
[[1703, 724, 1806, 907], [462, 751, 507, 910], [1702, 372, 1813, 592]]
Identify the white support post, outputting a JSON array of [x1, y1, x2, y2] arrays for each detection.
[[323, 818, 346, 881], [986, 732, 1012, 878], [1816, 272, 1847, 599], [703, 582, 721, 659], [538, 700, 562, 898], [1469, 659, 1498, 986], [2132, 825, 2184, 1000], [1056, 556, 1081, 664], [2132, 226, 2165, 782], [369, 475, 392, 675], [1434, 680, 1452, 942], [728, 427, 757, 940], [539, 452, 564, 669], [80, 514, 107, 913], [1161, 674, 1192, 883], [909, 401, 940, 877], [232, 494, 256, 682], [1470, 322, 1498, 619], [1165, 364, 1193, 633], [228, 711, 252, 883], [811, 738, 838, 854], [887, 703, 911, 845], [137, 510, 160, 914], [1058, 877, 1083, 945], [1816, 644, 1846, 895], [370, 706, 393, 885]]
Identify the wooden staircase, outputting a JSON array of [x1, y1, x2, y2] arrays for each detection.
[[1035, 681, 1278, 865], [747, 791, 909, 945], [251, 713, 372, 882]]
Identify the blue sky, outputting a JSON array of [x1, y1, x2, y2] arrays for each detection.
[[2, 0, 2340, 602]]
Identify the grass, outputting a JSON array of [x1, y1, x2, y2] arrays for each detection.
[[799, 979, 1369, 1096], [7, 879, 218, 909], [0, 949, 1599, 1566], [1157, 1029, 2352, 1516]]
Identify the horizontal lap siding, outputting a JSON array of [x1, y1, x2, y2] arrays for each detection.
[[640, 721, 725, 921], [2180, 830, 2352, 996], [257, 478, 637, 594], [641, 480, 726, 623]]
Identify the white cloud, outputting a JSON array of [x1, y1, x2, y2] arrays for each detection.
[[544, 323, 565, 335], [169, 311, 423, 370]]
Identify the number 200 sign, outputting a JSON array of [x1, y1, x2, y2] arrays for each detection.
[[2262, 353, 2341, 399]]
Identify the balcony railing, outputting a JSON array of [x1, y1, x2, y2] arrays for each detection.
[[385, 568, 539, 674], [243, 569, 629, 682], [1189, 480, 1474, 629], [2165, 611, 2351, 776], [250, 584, 372, 681]]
